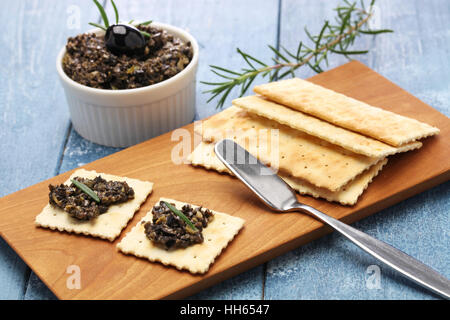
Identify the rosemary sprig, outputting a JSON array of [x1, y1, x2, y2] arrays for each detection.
[[202, 0, 393, 109], [71, 179, 100, 203], [162, 201, 199, 232], [88, 0, 152, 37]]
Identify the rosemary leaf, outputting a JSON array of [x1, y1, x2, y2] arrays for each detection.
[[278, 68, 296, 80], [359, 29, 394, 34], [88, 22, 106, 31], [281, 45, 299, 61], [71, 179, 100, 203], [111, 0, 119, 24], [139, 20, 153, 26], [237, 49, 257, 70], [237, 48, 267, 68], [316, 20, 329, 51], [304, 26, 316, 42], [269, 68, 280, 81], [210, 65, 242, 76], [93, 0, 110, 28], [360, 0, 366, 11], [205, 89, 225, 103], [211, 69, 236, 80], [329, 47, 369, 55], [339, 6, 352, 34], [199, 80, 231, 86], [295, 41, 303, 59], [268, 45, 290, 63], [241, 75, 257, 96], [162, 201, 198, 232]]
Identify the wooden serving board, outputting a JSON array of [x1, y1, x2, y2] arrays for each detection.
[[0, 61, 448, 300]]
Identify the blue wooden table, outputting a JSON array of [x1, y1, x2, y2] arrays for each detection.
[[0, 0, 448, 300]]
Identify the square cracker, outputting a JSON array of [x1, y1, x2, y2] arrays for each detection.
[[233, 95, 422, 158], [281, 160, 387, 205], [35, 169, 153, 241], [253, 78, 439, 147], [196, 106, 381, 192], [117, 198, 245, 274], [187, 142, 390, 205]]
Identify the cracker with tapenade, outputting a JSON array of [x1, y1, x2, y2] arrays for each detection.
[[187, 142, 390, 205], [35, 169, 153, 241], [197, 106, 381, 192], [253, 78, 440, 146], [117, 198, 245, 274], [232, 95, 422, 158]]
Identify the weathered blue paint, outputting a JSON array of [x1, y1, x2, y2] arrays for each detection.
[[0, 0, 448, 300]]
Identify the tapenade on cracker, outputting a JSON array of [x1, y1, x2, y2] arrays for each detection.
[[117, 198, 245, 274], [144, 201, 214, 250], [35, 169, 153, 241], [49, 176, 135, 220]]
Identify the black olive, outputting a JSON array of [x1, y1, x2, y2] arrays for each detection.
[[166, 214, 178, 227], [165, 239, 175, 249], [105, 24, 146, 55]]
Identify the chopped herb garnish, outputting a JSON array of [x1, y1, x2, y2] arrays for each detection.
[[71, 179, 100, 203], [162, 201, 199, 232]]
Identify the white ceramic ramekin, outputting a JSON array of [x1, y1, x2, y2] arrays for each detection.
[[56, 22, 199, 147]]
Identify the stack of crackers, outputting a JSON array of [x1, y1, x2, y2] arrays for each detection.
[[188, 78, 440, 205]]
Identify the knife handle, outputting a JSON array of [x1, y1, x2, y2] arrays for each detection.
[[294, 203, 450, 299]]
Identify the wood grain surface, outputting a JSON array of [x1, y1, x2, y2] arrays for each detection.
[[0, 61, 448, 300]]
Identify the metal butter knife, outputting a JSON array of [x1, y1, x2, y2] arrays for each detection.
[[214, 139, 450, 299]]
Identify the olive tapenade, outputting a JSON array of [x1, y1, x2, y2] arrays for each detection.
[[144, 201, 214, 250], [62, 24, 193, 90], [49, 176, 134, 220]]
